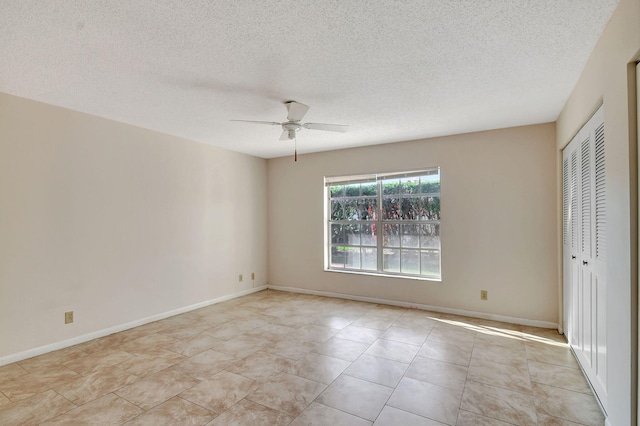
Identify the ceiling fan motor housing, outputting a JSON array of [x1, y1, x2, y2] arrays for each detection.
[[282, 121, 301, 139]]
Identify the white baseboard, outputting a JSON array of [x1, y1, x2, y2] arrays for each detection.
[[0, 285, 267, 367], [267, 285, 558, 329]]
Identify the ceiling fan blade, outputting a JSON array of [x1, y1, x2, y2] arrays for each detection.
[[279, 130, 291, 141], [303, 123, 348, 133], [230, 119, 281, 126], [285, 101, 310, 122]]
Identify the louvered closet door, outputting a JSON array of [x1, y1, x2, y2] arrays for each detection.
[[562, 105, 607, 411], [563, 135, 581, 346]]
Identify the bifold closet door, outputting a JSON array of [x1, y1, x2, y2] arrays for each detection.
[[562, 105, 607, 411]]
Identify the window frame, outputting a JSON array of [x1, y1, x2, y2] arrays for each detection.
[[324, 168, 442, 281]]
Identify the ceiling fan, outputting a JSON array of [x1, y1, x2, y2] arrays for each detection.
[[231, 101, 348, 160]]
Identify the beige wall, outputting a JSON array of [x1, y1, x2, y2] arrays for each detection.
[[556, 0, 640, 423], [268, 123, 558, 324], [0, 93, 268, 360]]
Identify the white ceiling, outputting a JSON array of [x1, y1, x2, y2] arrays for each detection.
[[1, 1, 620, 159]]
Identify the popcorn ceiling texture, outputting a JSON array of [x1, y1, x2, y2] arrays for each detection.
[[0, 1, 619, 158]]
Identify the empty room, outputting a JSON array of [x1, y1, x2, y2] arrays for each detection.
[[1, 1, 638, 425]]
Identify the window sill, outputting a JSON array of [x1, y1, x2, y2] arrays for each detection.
[[324, 268, 442, 282]]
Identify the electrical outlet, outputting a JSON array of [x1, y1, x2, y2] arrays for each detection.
[[480, 290, 488, 301], [251, 272, 255, 280], [239, 274, 243, 282], [65, 311, 74, 324]]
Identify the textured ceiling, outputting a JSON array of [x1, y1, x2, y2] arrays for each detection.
[[1, 1, 620, 158]]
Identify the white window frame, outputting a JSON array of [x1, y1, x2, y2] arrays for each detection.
[[324, 168, 441, 281]]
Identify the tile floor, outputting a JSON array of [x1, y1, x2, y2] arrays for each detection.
[[0, 290, 605, 425]]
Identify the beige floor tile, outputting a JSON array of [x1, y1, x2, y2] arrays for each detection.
[[0, 389, 76, 425], [262, 337, 319, 360], [118, 348, 186, 377], [120, 334, 179, 353], [75, 333, 130, 354], [0, 365, 80, 401], [123, 396, 215, 425], [344, 354, 408, 388], [54, 366, 139, 405], [204, 321, 251, 340], [427, 327, 475, 350], [460, 380, 536, 425], [122, 320, 171, 336], [0, 393, 11, 409], [456, 409, 514, 425], [525, 342, 579, 369], [399, 308, 441, 319], [40, 393, 142, 425], [180, 370, 255, 412], [247, 372, 325, 417], [370, 305, 407, 317], [295, 324, 339, 343], [437, 313, 479, 325], [405, 356, 468, 391], [163, 332, 221, 357], [243, 324, 299, 342], [312, 336, 370, 361], [287, 352, 351, 384], [316, 375, 393, 421], [365, 338, 420, 363], [210, 335, 272, 359], [471, 341, 528, 369], [269, 314, 318, 328], [528, 360, 592, 394], [532, 383, 605, 426], [417, 340, 472, 366], [226, 351, 294, 382], [432, 319, 478, 334], [474, 330, 526, 349], [115, 367, 200, 410], [380, 325, 430, 346], [0, 363, 28, 382], [62, 348, 135, 376], [387, 377, 461, 425], [157, 312, 199, 329], [352, 315, 396, 331], [521, 327, 568, 344], [157, 322, 212, 341], [535, 412, 585, 425], [336, 325, 385, 344], [207, 398, 293, 426], [290, 401, 372, 425], [312, 314, 357, 330], [174, 349, 238, 380], [475, 319, 524, 333], [18, 346, 88, 373], [374, 406, 445, 425], [392, 314, 438, 333], [467, 359, 532, 394]]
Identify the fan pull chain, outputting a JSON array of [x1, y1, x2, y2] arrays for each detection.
[[294, 134, 298, 162]]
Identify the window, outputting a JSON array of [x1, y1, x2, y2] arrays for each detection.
[[325, 168, 441, 280]]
